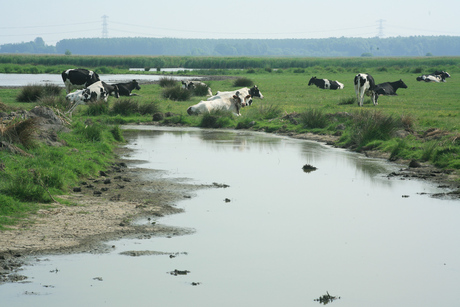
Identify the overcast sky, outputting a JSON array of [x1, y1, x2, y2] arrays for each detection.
[[2, 0, 459, 46]]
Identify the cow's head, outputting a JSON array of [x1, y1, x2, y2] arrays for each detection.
[[397, 79, 408, 89], [249, 85, 264, 99], [308, 76, 317, 86], [132, 80, 141, 90]]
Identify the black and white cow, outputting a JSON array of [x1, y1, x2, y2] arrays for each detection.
[[114, 79, 141, 96], [181, 80, 212, 96], [61, 68, 100, 94], [373, 79, 408, 104], [354, 73, 377, 106], [416, 71, 451, 82], [308, 76, 344, 90], [65, 81, 119, 116], [187, 91, 251, 116], [209, 85, 264, 106]]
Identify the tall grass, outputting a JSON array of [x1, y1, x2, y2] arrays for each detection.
[[299, 108, 328, 129], [16, 83, 62, 102], [344, 110, 405, 150]]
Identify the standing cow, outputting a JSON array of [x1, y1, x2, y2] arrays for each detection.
[[308, 76, 344, 90], [354, 73, 377, 106], [61, 68, 100, 94]]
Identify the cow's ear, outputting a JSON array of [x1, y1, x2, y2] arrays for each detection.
[[245, 95, 251, 99], [233, 95, 238, 99]]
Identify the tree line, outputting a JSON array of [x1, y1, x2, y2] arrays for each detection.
[[1, 36, 460, 57]]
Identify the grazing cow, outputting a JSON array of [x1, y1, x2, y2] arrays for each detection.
[[65, 81, 119, 116], [373, 79, 408, 104], [308, 76, 344, 90], [181, 80, 212, 96], [115, 79, 141, 96], [354, 73, 377, 106], [416, 71, 451, 82], [187, 91, 251, 116], [61, 68, 100, 94], [209, 85, 264, 106]]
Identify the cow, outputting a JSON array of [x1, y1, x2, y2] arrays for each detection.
[[181, 80, 212, 96], [373, 79, 408, 104], [187, 91, 251, 116], [114, 79, 141, 96], [416, 71, 451, 82], [209, 85, 264, 106], [61, 68, 100, 94], [65, 81, 119, 116], [308, 76, 344, 90], [354, 73, 377, 106]]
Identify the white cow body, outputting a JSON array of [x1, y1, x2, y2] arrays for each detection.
[[209, 85, 264, 106], [187, 91, 249, 116], [354, 73, 376, 106]]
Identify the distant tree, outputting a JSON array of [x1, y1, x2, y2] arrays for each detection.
[[65, 49, 72, 56]]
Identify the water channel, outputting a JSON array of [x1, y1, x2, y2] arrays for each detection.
[[1, 126, 459, 306], [0, 72, 199, 87]]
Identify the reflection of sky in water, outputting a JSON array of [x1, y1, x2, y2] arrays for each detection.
[[2, 127, 459, 307]]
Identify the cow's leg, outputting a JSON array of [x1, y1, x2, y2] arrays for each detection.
[[374, 93, 379, 105]]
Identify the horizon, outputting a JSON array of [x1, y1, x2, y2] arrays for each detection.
[[2, 0, 460, 46]]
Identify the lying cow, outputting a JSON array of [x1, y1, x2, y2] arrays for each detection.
[[187, 91, 250, 116], [209, 85, 264, 106], [62, 68, 100, 94], [66, 81, 119, 116], [416, 71, 451, 82], [308, 76, 344, 90], [373, 79, 408, 104], [115, 79, 141, 96], [354, 73, 377, 106], [182, 80, 212, 96]]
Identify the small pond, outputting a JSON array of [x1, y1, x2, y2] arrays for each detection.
[[1, 126, 459, 307]]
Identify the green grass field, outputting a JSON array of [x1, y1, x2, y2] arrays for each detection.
[[0, 60, 459, 228]]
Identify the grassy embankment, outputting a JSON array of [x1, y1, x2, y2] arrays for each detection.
[[0, 55, 459, 229]]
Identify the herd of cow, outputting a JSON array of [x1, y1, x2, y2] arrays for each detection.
[[61, 68, 451, 116], [309, 70, 451, 107]]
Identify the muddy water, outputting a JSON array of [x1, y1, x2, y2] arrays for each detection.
[[2, 127, 460, 307]]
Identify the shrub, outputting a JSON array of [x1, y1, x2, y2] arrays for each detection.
[[74, 122, 103, 142], [192, 83, 210, 96], [0, 118, 38, 148], [162, 86, 192, 101], [111, 99, 139, 116], [138, 102, 161, 115], [110, 125, 125, 142], [249, 103, 283, 120], [38, 95, 69, 110], [0, 101, 9, 112], [84, 100, 109, 116], [347, 110, 402, 149], [16, 84, 43, 102], [299, 108, 328, 129], [233, 77, 253, 87], [199, 110, 234, 128], [16, 83, 62, 102], [159, 77, 177, 88]]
